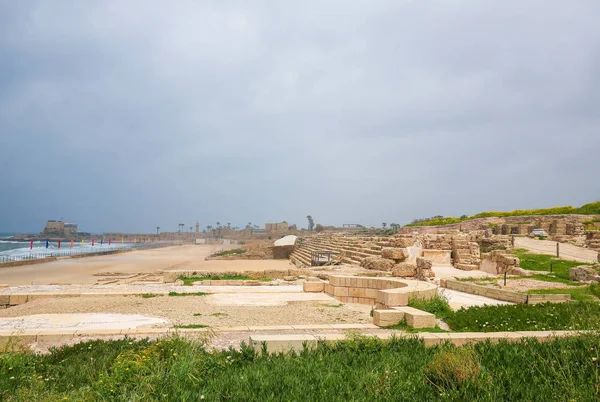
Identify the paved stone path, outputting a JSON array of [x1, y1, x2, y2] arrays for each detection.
[[514, 237, 598, 263]]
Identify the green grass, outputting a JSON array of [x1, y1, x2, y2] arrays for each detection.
[[527, 287, 598, 302], [211, 248, 246, 257], [406, 201, 600, 226], [387, 319, 449, 333], [139, 294, 158, 299], [179, 275, 271, 286], [513, 248, 591, 281], [402, 295, 600, 332], [447, 302, 600, 332], [167, 292, 208, 297], [409, 295, 454, 321], [173, 324, 209, 329], [2, 335, 600, 400]]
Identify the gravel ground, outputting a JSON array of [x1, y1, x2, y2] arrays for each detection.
[[489, 278, 576, 292], [0, 295, 372, 327]]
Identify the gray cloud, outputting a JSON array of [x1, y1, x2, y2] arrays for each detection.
[[1, 0, 599, 233]]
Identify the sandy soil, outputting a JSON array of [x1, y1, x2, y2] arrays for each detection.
[[0, 295, 372, 327], [473, 278, 576, 292], [0, 245, 295, 285]]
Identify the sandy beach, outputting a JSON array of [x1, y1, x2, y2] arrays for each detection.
[[0, 245, 294, 285]]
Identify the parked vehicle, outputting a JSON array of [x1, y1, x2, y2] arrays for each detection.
[[530, 229, 548, 237]]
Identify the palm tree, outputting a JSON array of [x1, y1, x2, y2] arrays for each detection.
[[189, 226, 192, 232], [227, 222, 231, 229], [156, 226, 160, 235], [216, 222, 221, 228], [382, 222, 387, 229]]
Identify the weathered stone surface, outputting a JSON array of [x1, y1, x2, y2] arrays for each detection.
[[361, 257, 395, 271], [416, 257, 432, 270], [480, 250, 519, 274], [415, 257, 434, 280], [391, 237, 416, 248], [381, 247, 409, 261], [569, 265, 600, 283], [391, 262, 416, 277], [283, 276, 298, 281]]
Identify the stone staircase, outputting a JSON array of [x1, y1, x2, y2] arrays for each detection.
[[289, 235, 395, 267], [451, 235, 481, 271]]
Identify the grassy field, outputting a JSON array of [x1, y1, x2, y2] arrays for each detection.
[[512, 249, 590, 281], [1, 335, 600, 401], [409, 295, 600, 332], [406, 201, 600, 226]]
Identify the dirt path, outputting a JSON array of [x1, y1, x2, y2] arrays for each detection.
[[514, 237, 598, 263], [0, 245, 294, 285]]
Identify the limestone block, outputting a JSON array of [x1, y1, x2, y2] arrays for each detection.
[[381, 248, 409, 261], [348, 287, 365, 298], [455, 263, 479, 271], [422, 250, 451, 265], [243, 280, 261, 286], [394, 306, 435, 328], [416, 257, 433, 270], [333, 286, 349, 297], [527, 294, 571, 304], [377, 290, 409, 307], [391, 262, 416, 277], [303, 282, 325, 293], [0, 295, 9, 305], [373, 309, 405, 327], [9, 294, 28, 305], [360, 257, 395, 271], [569, 265, 600, 282]]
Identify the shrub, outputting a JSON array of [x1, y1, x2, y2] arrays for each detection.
[[425, 346, 481, 389]]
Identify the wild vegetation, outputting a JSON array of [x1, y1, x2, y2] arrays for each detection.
[[210, 248, 246, 257], [408, 295, 600, 332], [178, 274, 271, 286], [1, 335, 599, 400], [406, 201, 600, 226], [512, 248, 591, 281]]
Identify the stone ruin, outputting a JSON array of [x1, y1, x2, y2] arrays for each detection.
[[479, 250, 525, 275], [569, 264, 600, 283]]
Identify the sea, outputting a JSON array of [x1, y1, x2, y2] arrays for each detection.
[[0, 232, 129, 258]]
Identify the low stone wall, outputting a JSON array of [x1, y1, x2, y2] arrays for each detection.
[[163, 269, 309, 283], [321, 275, 437, 307], [0, 257, 57, 268], [422, 249, 451, 265], [442, 279, 571, 304]]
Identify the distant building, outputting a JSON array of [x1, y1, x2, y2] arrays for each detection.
[[41, 220, 79, 237], [265, 222, 296, 232]]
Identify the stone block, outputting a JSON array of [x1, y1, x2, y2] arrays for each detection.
[[243, 280, 261, 286], [303, 281, 325, 292], [361, 257, 395, 271], [381, 248, 409, 261], [0, 295, 9, 305], [9, 294, 28, 305], [373, 309, 405, 327], [333, 286, 348, 297], [392, 262, 416, 277], [364, 288, 378, 299], [348, 287, 365, 298], [455, 263, 480, 271], [377, 290, 409, 307], [527, 294, 571, 304], [394, 306, 435, 328]]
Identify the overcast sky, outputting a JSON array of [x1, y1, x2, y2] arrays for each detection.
[[1, 1, 599, 234]]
